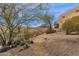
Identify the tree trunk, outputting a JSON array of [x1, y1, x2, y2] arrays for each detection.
[[48, 20, 52, 30]]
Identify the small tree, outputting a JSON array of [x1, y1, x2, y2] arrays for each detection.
[[42, 15, 52, 29], [43, 15, 56, 33], [0, 3, 47, 47], [0, 4, 19, 46], [0, 4, 36, 47], [32, 4, 55, 33]]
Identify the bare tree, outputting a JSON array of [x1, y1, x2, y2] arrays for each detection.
[[0, 3, 47, 47], [33, 4, 54, 32], [0, 4, 35, 46]]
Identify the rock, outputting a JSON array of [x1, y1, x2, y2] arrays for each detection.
[[0, 46, 10, 52], [0, 46, 11, 53]]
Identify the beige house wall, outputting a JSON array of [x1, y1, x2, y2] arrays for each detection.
[[57, 6, 79, 30]]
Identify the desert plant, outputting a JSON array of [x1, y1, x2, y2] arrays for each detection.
[[17, 39, 33, 46], [46, 28, 56, 34], [0, 4, 20, 46], [23, 28, 33, 40], [42, 14, 55, 33], [16, 38, 33, 49], [0, 3, 42, 50], [42, 15, 56, 34], [0, 3, 43, 45], [62, 16, 79, 34], [31, 4, 55, 33], [0, 3, 50, 52]]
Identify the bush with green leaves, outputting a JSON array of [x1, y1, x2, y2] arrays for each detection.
[[46, 28, 56, 34], [62, 16, 79, 34], [16, 38, 33, 49]]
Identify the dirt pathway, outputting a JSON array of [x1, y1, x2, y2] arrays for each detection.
[[0, 32, 79, 56]]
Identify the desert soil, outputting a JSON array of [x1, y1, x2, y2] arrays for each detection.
[[0, 32, 79, 56]]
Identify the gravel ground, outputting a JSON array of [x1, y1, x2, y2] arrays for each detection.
[[0, 32, 79, 56]]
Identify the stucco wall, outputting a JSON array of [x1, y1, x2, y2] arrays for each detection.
[[57, 6, 79, 30]]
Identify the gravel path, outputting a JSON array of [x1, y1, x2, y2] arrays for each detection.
[[0, 32, 79, 56]]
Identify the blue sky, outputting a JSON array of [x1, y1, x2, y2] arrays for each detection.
[[27, 3, 79, 27], [1, 3, 79, 27], [48, 3, 79, 22]]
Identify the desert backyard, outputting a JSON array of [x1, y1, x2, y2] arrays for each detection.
[[0, 3, 79, 56], [0, 32, 79, 56]]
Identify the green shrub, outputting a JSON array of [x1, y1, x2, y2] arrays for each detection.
[[16, 39, 33, 48], [62, 16, 79, 34], [46, 28, 56, 34], [23, 29, 33, 39]]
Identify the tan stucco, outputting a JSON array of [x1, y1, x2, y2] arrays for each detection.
[[57, 6, 79, 30]]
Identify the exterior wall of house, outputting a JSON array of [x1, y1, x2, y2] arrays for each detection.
[[56, 6, 79, 31]]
